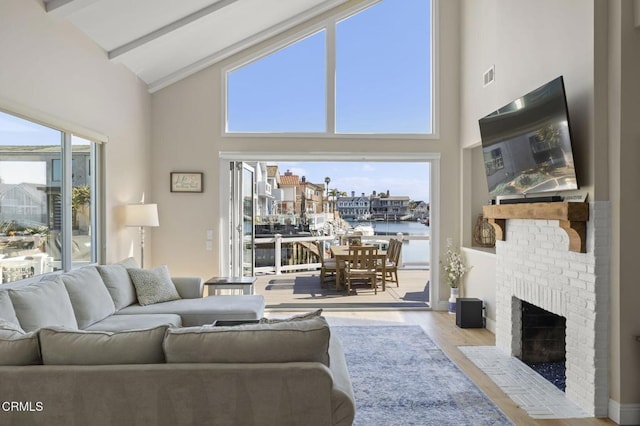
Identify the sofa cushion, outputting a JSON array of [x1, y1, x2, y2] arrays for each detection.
[[164, 316, 330, 366], [0, 290, 20, 325], [0, 319, 41, 365], [259, 308, 323, 324], [128, 265, 181, 306], [84, 313, 182, 332], [96, 263, 137, 310], [9, 278, 78, 332], [116, 295, 266, 325], [39, 325, 169, 365], [60, 267, 116, 329]]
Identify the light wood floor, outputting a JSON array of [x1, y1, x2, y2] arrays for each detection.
[[264, 309, 615, 426]]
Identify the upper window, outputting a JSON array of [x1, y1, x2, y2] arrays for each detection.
[[227, 31, 326, 133], [225, 0, 433, 136]]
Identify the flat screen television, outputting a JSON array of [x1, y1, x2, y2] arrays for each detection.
[[479, 76, 578, 199]]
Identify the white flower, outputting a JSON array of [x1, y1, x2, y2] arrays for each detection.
[[440, 240, 469, 288]]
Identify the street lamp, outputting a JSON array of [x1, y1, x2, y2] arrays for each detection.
[[324, 176, 331, 214]]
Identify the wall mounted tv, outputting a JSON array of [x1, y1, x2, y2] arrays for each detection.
[[479, 76, 578, 199]]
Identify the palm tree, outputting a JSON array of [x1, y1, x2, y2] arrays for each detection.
[[328, 189, 347, 214], [71, 185, 91, 229]]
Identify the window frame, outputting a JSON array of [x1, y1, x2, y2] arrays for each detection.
[[222, 0, 439, 139], [0, 103, 106, 273]]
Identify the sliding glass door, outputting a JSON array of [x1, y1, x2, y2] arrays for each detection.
[[229, 162, 255, 277]]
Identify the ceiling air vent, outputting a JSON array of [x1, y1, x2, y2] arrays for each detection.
[[483, 66, 495, 87]]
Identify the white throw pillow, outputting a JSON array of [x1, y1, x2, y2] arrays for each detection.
[[0, 291, 20, 325], [39, 325, 169, 365], [9, 278, 78, 332], [128, 265, 181, 306]]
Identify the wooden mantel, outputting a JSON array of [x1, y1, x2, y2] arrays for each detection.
[[482, 202, 589, 253]]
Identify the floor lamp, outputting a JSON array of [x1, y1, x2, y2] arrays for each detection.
[[125, 203, 159, 268]]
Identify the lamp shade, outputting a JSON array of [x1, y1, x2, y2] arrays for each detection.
[[125, 203, 159, 227]]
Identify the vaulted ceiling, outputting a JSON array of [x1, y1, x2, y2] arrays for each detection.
[[44, 0, 349, 92]]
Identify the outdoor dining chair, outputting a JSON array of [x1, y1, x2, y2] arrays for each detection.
[[345, 245, 379, 295], [383, 239, 402, 287]]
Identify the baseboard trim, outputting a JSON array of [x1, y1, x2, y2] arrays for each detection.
[[485, 317, 496, 333], [609, 399, 640, 425]]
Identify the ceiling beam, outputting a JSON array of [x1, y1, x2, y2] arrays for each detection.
[[147, 0, 349, 93], [108, 0, 242, 60], [45, 0, 102, 16]]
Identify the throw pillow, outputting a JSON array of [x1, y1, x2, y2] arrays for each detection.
[[0, 290, 20, 325], [128, 265, 181, 306], [96, 263, 137, 310], [164, 316, 331, 366], [9, 278, 78, 332], [0, 318, 24, 335], [60, 267, 116, 328], [118, 257, 139, 269], [259, 308, 323, 324], [39, 325, 169, 365], [0, 319, 41, 365]]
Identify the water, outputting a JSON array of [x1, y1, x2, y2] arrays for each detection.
[[348, 220, 430, 265]]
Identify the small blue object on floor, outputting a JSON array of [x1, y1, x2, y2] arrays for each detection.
[[332, 325, 513, 426]]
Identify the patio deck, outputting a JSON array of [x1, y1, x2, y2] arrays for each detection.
[[253, 268, 431, 310]]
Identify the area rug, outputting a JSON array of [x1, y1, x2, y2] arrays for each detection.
[[332, 325, 513, 426]]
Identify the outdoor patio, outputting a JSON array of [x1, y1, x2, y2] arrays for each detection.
[[254, 268, 431, 310]]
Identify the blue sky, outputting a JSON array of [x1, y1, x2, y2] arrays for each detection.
[[275, 161, 430, 203], [228, 0, 431, 133]]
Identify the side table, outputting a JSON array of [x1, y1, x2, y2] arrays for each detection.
[[205, 276, 257, 296]]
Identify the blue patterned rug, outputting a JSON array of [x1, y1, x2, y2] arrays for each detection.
[[333, 325, 513, 426]]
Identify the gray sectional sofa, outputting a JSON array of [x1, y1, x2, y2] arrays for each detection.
[[0, 259, 356, 426]]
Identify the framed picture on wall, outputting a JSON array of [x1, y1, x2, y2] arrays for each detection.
[[170, 172, 203, 193]]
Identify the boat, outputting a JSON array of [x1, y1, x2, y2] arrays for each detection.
[[353, 224, 375, 236]]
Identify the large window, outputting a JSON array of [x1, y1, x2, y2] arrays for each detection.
[[227, 31, 326, 133], [0, 110, 102, 283], [226, 0, 434, 136]]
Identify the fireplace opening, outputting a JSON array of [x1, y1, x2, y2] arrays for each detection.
[[519, 301, 566, 391]]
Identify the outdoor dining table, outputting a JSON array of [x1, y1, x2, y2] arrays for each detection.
[[330, 245, 387, 292]]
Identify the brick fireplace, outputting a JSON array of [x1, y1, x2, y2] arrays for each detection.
[[491, 202, 609, 416]]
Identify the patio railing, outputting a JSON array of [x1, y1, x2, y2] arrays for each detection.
[[254, 233, 430, 275]]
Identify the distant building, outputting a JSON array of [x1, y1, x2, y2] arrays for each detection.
[[336, 191, 370, 220], [277, 170, 325, 219], [278, 170, 299, 215], [370, 191, 410, 220], [413, 201, 430, 220], [0, 183, 47, 228], [266, 165, 282, 215]]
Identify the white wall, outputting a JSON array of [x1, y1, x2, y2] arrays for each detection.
[[0, 0, 152, 264], [459, 0, 596, 198], [460, 247, 496, 331], [150, 0, 463, 311]]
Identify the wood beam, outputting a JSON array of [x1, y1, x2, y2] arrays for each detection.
[[108, 0, 242, 60], [45, 0, 101, 16], [483, 202, 589, 253]]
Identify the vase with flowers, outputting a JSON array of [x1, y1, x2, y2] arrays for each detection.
[[440, 239, 470, 314]]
